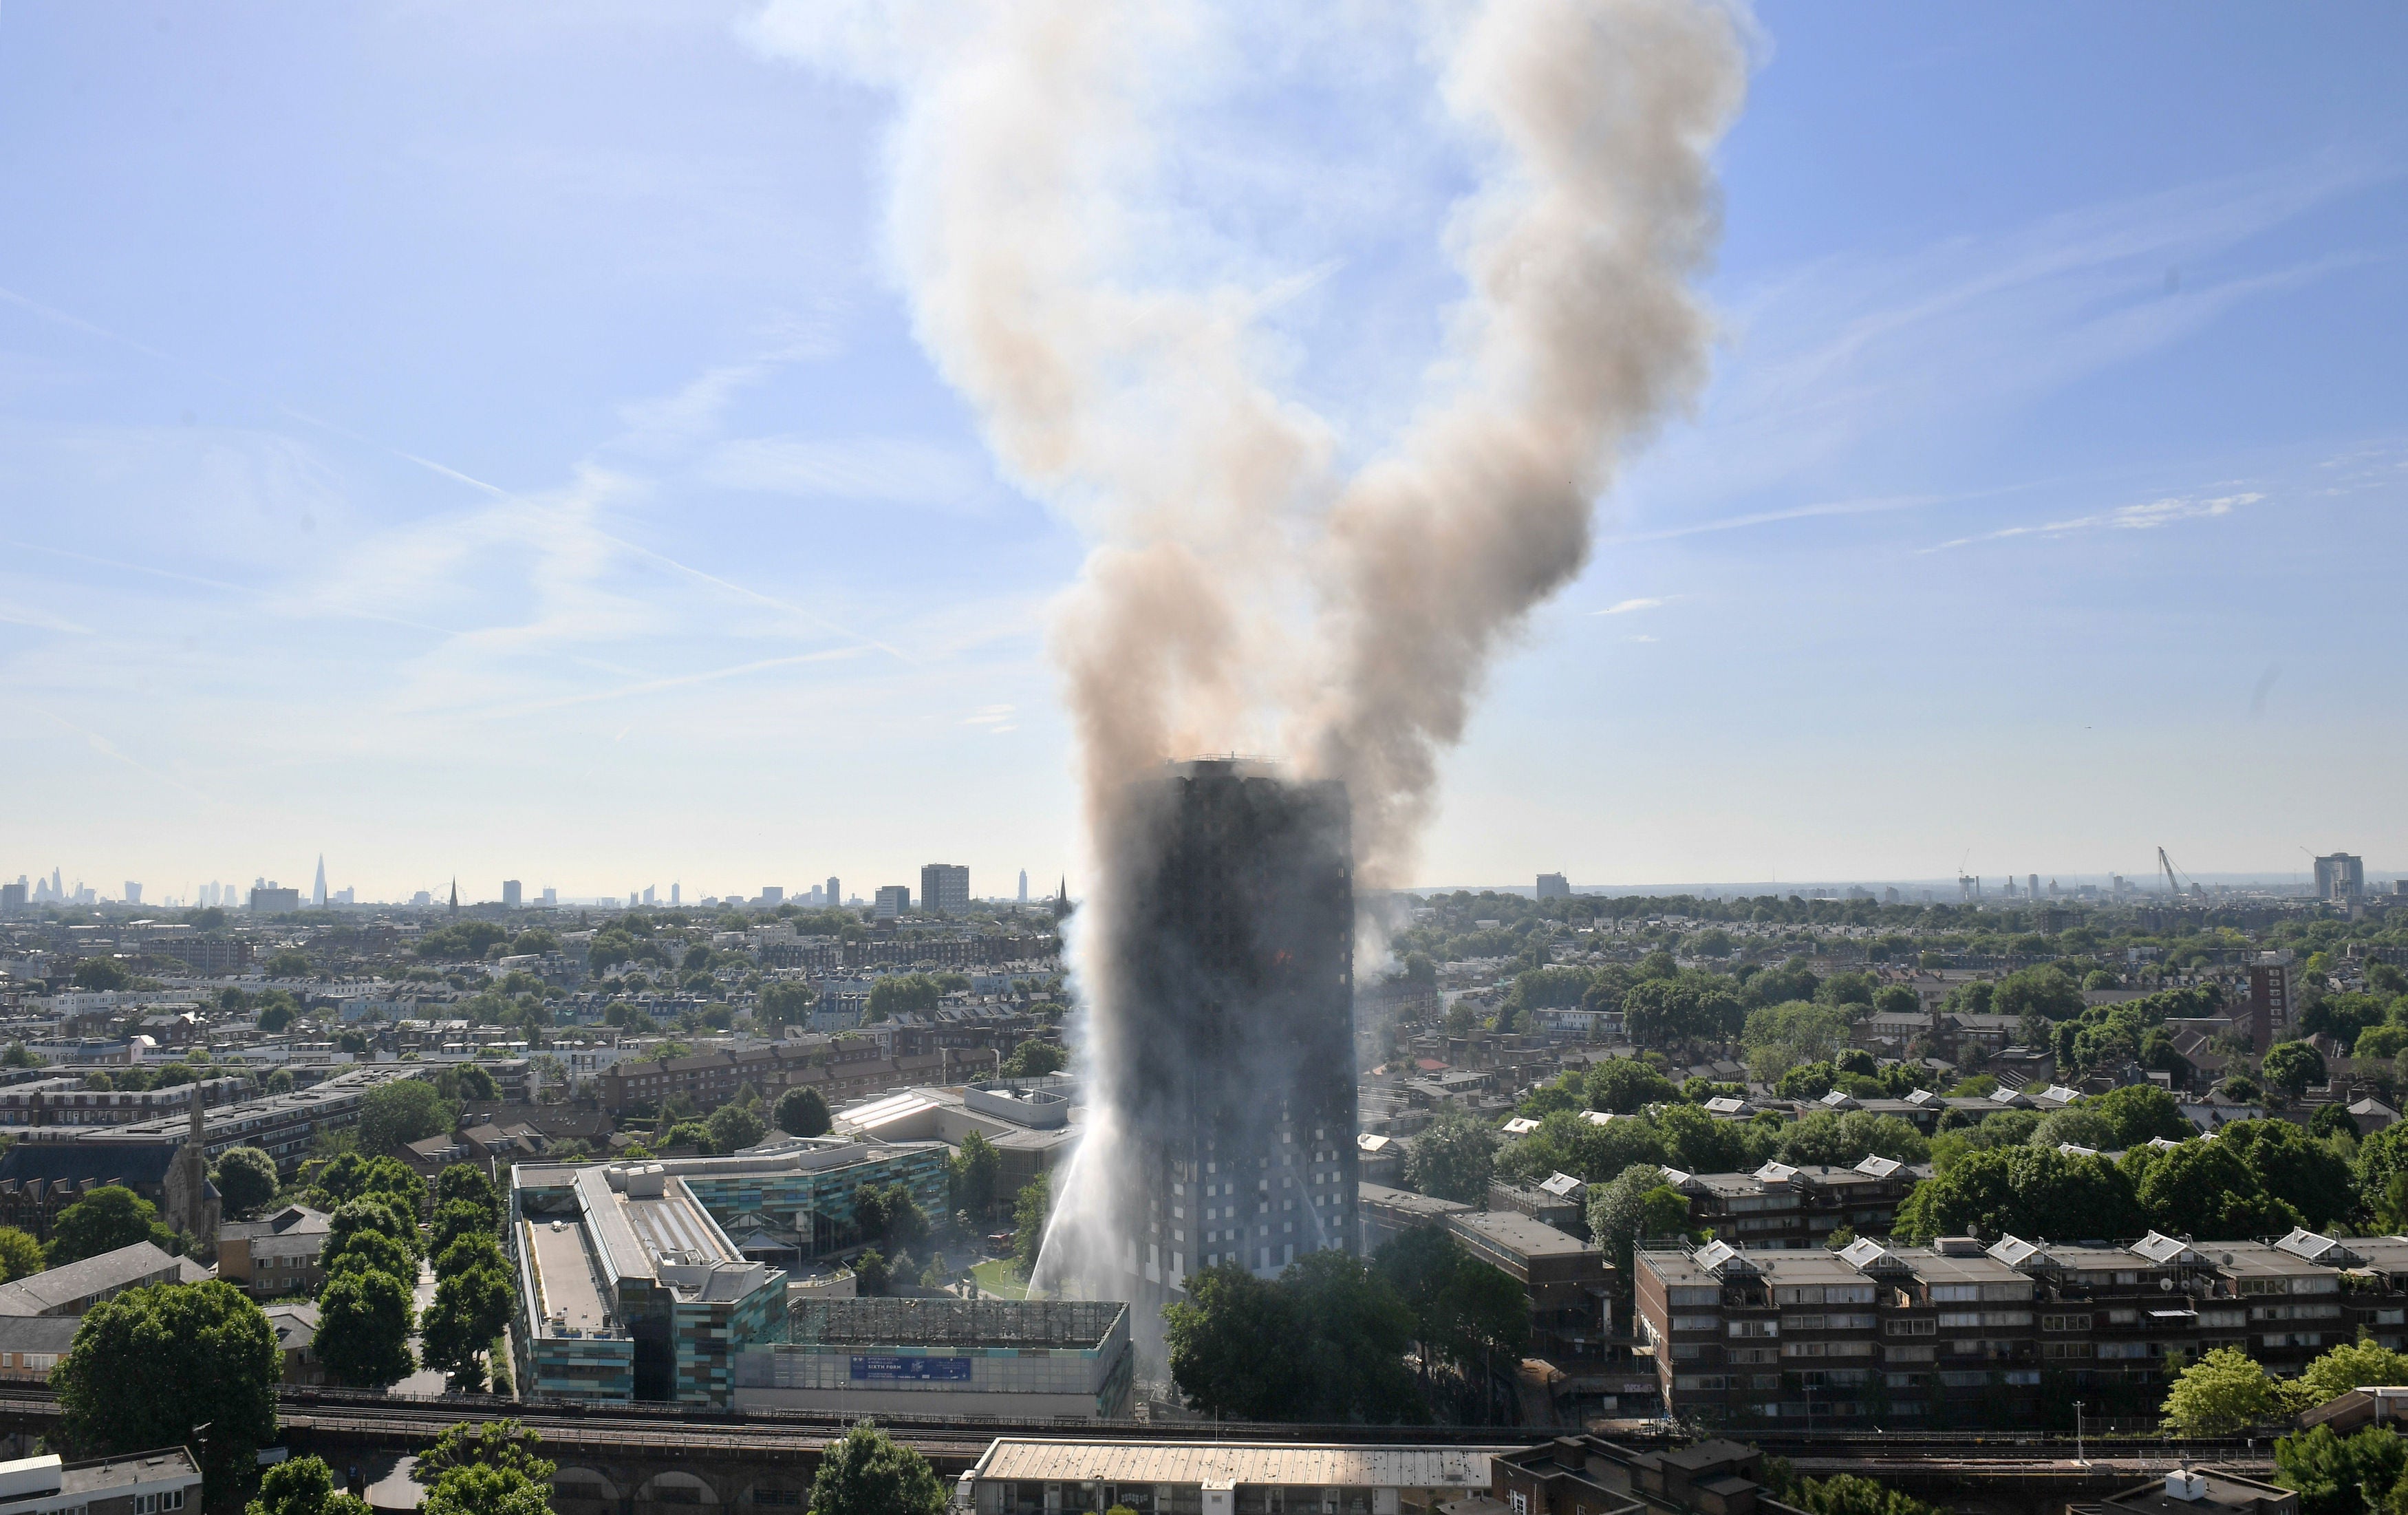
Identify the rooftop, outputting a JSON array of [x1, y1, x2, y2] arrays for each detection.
[[970, 1441, 1499, 1491], [0, 1241, 191, 1317], [789, 1298, 1125, 1349]]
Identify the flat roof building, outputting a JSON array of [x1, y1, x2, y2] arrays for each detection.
[[511, 1162, 787, 1406], [732, 1298, 1133, 1419], [960, 1440, 1500, 1515], [0, 1448, 202, 1515]]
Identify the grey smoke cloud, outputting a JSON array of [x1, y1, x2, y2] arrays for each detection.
[[753, 0, 1745, 1300], [752, 0, 1744, 889]]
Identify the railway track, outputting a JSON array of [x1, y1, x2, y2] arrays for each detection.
[[0, 1382, 2268, 1468]]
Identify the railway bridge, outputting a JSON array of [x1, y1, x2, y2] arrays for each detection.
[[0, 1386, 2273, 1515]]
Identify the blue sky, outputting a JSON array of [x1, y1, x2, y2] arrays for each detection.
[[1, 1, 2401, 905]]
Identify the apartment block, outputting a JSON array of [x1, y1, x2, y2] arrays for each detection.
[[1634, 1227, 2408, 1430], [1655, 1157, 1919, 1249], [595, 1040, 949, 1117]]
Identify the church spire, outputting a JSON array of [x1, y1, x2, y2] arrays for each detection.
[[449, 878, 458, 916]]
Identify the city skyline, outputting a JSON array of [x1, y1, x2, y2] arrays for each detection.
[[2, 6, 2402, 896]]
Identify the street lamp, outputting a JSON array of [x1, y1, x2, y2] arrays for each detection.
[[2074, 1401, 2088, 1467]]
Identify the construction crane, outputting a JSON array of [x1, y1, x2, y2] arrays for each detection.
[[2158, 847, 2203, 899]]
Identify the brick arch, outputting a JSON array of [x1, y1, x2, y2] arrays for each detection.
[[733, 1479, 810, 1512], [635, 1472, 722, 1509], [549, 1467, 621, 1509]]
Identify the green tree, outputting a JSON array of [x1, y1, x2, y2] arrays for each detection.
[[1164, 1261, 1301, 1419], [2081, 1084, 2194, 1147], [430, 1201, 497, 1262], [1741, 1000, 1854, 1082], [433, 1232, 506, 1282], [72, 957, 131, 991], [999, 1039, 1067, 1079], [213, 1147, 280, 1221], [420, 1465, 552, 1515], [1404, 1108, 1497, 1204], [421, 1266, 515, 1393], [806, 1421, 946, 1515], [264, 952, 312, 978], [248, 1457, 370, 1515], [775, 1086, 832, 1138], [1781, 1474, 1939, 1515], [865, 974, 944, 1022], [1774, 1110, 1929, 1168], [314, 1267, 417, 1387], [2275, 1423, 2408, 1515], [1585, 1059, 1677, 1115], [411, 1419, 555, 1487], [2162, 1346, 2288, 1435], [950, 1130, 1002, 1223], [1011, 1174, 1051, 1276], [1991, 965, 2083, 1024], [707, 1102, 767, 1154], [323, 1229, 416, 1286], [328, 1196, 420, 1259], [54, 1280, 280, 1502], [2127, 1139, 2304, 1241], [2262, 1041, 2329, 1102], [2298, 1336, 2408, 1406], [45, 1185, 175, 1266], [1275, 1250, 1423, 1423], [356, 1079, 454, 1155], [852, 1182, 931, 1254], [1893, 1146, 2145, 1244], [757, 981, 817, 1032], [436, 1165, 502, 1229], [0, 1227, 41, 1282], [2216, 1119, 2356, 1232]]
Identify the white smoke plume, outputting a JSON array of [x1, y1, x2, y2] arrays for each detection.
[[753, 0, 1745, 1297]]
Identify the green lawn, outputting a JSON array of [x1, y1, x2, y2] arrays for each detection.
[[969, 1258, 1029, 1299]]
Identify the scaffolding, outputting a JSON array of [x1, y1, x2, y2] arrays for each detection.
[[788, 1297, 1125, 1349]]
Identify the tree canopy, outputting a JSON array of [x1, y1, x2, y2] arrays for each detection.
[[775, 1086, 832, 1138], [55, 1280, 281, 1500], [45, 1185, 177, 1267], [807, 1421, 946, 1515], [1404, 1108, 1496, 1205], [356, 1080, 455, 1154]]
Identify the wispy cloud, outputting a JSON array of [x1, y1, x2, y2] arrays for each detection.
[[1924, 491, 2264, 552], [1615, 153, 2388, 535], [701, 435, 994, 509], [1593, 597, 1666, 616]]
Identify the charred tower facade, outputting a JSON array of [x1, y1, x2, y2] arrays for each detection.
[[1110, 760, 1357, 1296]]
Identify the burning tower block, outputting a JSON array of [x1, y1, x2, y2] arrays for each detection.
[[1110, 760, 1357, 1295]]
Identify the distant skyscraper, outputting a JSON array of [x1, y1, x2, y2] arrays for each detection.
[[503, 880, 523, 907], [2028, 873, 2039, 900], [921, 864, 970, 916], [541, 887, 557, 907], [1535, 872, 1570, 899], [2315, 853, 2365, 903], [874, 885, 910, 920], [826, 877, 841, 910], [670, 883, 680, 907], [1018, 869, 1029, 904], [312, 855, 327, 910], [761, 886, 784, 907], [641, 885, 656, 906], [123, 882, 142, 906]]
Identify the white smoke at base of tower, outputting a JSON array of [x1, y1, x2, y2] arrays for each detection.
[[751, 0, 1748, 1296]]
